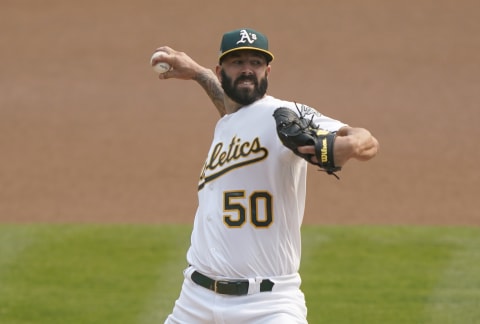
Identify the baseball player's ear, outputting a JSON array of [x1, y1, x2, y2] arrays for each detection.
[[215, 65, 223, 80]]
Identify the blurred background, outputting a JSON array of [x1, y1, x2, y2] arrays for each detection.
[[1, 0, 478, 225]]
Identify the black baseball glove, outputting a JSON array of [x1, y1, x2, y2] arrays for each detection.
[[273, 105, 341, 178]]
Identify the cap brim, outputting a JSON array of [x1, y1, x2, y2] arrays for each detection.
[[219, 47, 274, 63]]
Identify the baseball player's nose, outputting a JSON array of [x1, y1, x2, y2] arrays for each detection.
[[240, 69, 254, 76], [239, 63, 254, 72]]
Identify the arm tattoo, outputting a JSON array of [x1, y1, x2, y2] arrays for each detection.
[[194, 70, 226, 117]]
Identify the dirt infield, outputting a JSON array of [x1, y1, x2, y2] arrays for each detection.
[[1, 0, 479, 225]]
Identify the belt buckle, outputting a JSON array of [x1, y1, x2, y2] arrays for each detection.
[[214, 280, 229, 293]]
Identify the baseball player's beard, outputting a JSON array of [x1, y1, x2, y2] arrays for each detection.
[[221, 70, 268, 106]]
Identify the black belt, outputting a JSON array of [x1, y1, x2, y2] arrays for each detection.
[[191, 271, 274, 296]]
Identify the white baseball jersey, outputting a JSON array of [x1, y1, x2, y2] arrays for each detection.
[[186, 95, 346, 279]]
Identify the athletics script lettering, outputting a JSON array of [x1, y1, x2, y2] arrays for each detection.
[[198, 136, 268, 190]]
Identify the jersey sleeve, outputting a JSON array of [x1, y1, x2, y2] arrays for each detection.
[[278, 100, 348, 132], [312, 112, 347, 132]]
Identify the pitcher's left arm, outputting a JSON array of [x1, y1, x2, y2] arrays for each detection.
[[297, 126, 379, 167]]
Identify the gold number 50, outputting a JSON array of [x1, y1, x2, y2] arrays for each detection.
[[223, 191, 273, 228]]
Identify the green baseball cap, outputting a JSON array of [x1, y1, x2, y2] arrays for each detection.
[[219, 28, 274, 63]]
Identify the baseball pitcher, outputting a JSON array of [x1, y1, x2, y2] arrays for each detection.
[[151, 28, 379, 323]]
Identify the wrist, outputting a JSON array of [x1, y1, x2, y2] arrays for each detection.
[[193, 67, 213, 82], [333, 135, 356, 166]]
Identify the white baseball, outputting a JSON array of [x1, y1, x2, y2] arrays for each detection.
[[150, 51, 171, 74]]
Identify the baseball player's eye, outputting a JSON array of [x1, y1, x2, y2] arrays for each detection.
[[251, 60, 265, 67]]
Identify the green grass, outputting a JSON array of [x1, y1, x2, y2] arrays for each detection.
[[301, 226, 480, 323], [0, 225, 189, 324], [0, 225, 479, 323]]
